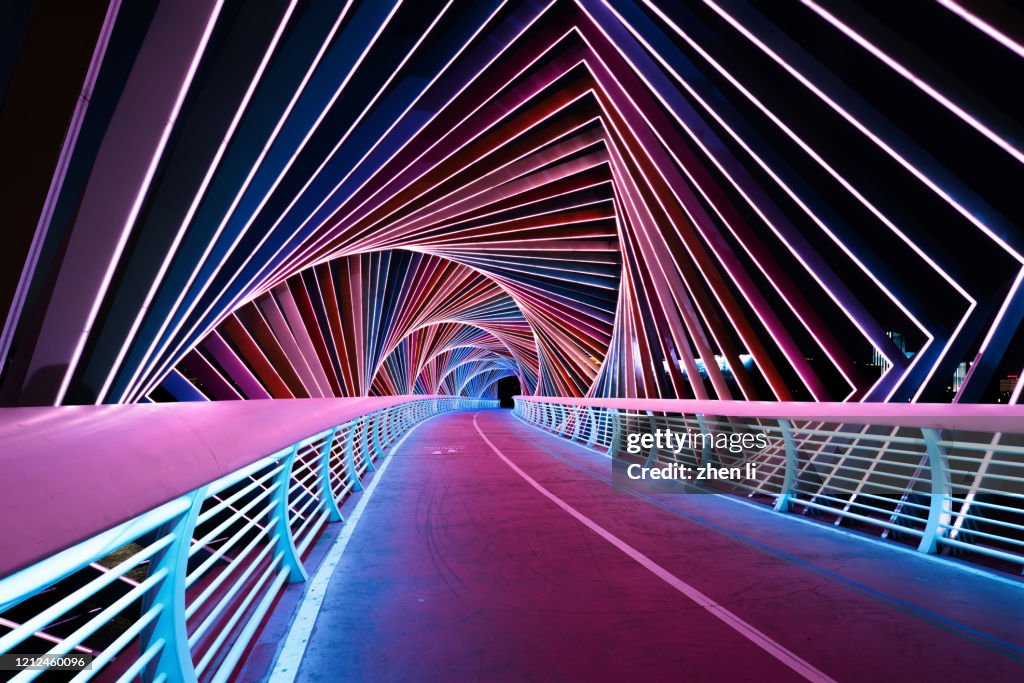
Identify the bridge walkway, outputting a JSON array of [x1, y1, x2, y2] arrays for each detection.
[[263, 410, 1024, 682]]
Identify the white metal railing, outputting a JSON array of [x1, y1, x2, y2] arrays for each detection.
[[0, 397, 496, 681], [514, 397, 1024, 575]]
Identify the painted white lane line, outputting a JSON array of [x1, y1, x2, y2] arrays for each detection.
[[269, 415, 432, 682], [473, 414, 835, 683]]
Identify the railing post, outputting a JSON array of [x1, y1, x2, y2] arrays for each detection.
[[376, 410, 387, 446], [142, 487, 207, 683], [918, 427, 951, 554], [376, 409, 388, 447], [695, 414, 713, 468], [587, 408, 598, 446], [380, 405, 391, 444], [365, 413, 379, 472], [376, 410, 388, 451], [774, 419, 797, 512], [571, 407, 582, 440], [387, 408, 400, 442], [609, 409, 621, 456], [274, 446, 309, 583], [644, 410, 659, 468], [380, 409, 392, 445], [318, 428, 342, 523], [346, 423, 363, 492]]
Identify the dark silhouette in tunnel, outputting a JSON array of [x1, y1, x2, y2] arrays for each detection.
[[497, 375, 520, 408]]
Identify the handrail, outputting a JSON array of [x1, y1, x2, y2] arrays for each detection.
[[0, 396, 497, 681], [514, 397, 1024, 577], [513, 395, 1024, 434], [0, 396, 450, 577]]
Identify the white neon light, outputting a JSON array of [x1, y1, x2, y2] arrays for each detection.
[[593, 1, 920, 398], [800, 0, 1024, 165], [118, 0, 360, 402], [127, 0, 531, 401], [937, 0, 1024, 59], [577, 26, 860, 396], [54, 0, 226, 406], [97, 0, 300, 404]]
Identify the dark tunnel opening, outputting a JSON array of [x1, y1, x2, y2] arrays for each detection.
[[497, 375, 521, 408]]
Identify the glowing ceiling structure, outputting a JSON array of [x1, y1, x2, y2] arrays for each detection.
[[1, 0, 1021, 405]]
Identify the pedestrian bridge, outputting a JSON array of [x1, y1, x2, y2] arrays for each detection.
[[3, 0, 1024, 680], [2, 398, 1022, 682]]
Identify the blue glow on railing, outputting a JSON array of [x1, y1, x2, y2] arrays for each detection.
[[0, 397, 498, 681], [514, 398, 1024, 576]]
